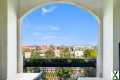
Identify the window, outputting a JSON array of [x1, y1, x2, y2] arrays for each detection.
[[20, 3, 101, 79]]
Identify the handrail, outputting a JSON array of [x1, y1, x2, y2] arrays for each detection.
[[24, 59, 96, 67]]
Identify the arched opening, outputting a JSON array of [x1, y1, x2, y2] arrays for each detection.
[[18, 2, 103, 79]]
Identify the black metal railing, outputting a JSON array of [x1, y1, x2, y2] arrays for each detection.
[[24, 59, 96, 67]]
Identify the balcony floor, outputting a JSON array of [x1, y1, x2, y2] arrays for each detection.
[[16, 73, 41, 80]]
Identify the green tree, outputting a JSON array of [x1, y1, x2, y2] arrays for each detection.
[[83, 49, 96, 59], [45, 48, 55, 58], [60, 47, 70, 58], [31, 50, 40, 59], [57, 68, 72, 80], [90, 49, 97, 58]]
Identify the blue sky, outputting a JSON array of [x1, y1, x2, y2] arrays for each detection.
[[21, 3, 99, 46]]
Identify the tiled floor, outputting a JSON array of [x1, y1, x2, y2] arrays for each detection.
[[16, 73, 41, 80]]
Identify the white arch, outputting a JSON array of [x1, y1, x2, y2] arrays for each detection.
[[20, 1, 101, 24], [18, 1, 103, 77]]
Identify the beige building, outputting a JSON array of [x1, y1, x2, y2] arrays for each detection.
[[24, 52, 32, 59], [74, 50, 84, 58]]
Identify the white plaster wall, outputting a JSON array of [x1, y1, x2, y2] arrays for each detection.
[[0, 0, 17, 80], [7, 0, 17, 80], [18, 0, 114, 80], [103, 0, 113, 80], [19, 0, 103, 19], [0, 0, 116, 80]]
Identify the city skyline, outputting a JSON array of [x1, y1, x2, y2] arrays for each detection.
[[21, 3, 99, 46]]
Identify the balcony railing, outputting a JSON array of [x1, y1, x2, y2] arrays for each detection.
[[24, 59, 96, 67]]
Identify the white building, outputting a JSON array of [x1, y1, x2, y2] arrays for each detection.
[[24, 52, 32, 59], [39, 50, 46, 57], [74, 50, 84, 58], [54, 49, 60, 58]]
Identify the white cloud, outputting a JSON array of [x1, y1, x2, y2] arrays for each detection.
[[31, 32, 43, 38], [49, 26, 61, 31], [43, 35, 58, 39], [41, 6, 57, 15], [34, 25, 61, 32], [32, 32, 39, 36], [31, 32, 60, 40]]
